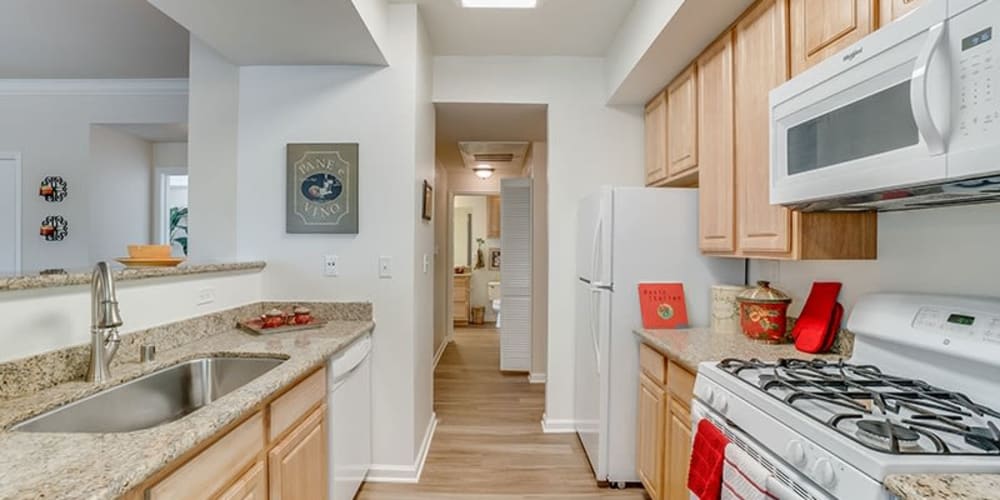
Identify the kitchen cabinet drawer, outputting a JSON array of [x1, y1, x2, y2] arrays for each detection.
[[214, 460, 266, 500], [147, 412, 265, 500], [269, 367, 325, 440], [667, 361, 695, 406], [639, 343, 666, 385]]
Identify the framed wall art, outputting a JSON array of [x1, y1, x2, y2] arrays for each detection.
[[422, 180, 433, 221], [286, 143, 359, 234]]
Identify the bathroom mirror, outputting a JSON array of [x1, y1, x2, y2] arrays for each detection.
[[0, 0, 191, 278]]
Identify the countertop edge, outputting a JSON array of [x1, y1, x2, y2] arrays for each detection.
[[885, 473, 1000, 500], [0, 261, 267, 293]]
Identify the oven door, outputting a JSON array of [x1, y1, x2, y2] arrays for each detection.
[[692, 401, 833, 500], [770, 0, 950, 207]]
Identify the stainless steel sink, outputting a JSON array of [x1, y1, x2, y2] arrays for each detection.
[[11, 357, 285, 433]]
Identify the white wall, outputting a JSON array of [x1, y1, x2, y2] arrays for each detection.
[[88, 126, 154, 263], [0, 271, 262, 363], [433, 163, 450, 355], [228, 4, 434, 473], [526, 142, 549, 379], [433, 56, 645, 425], [751, 204, 1000, 319], [0, 82, 187, 273], [153, 142, 188, 168], [188, 36, 239, 263]]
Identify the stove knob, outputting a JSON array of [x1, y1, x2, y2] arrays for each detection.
[[784, 440, 807, 466], [704, 387, 716, 405], [813, 458, 837, 487], [717, 394, 729, 414]]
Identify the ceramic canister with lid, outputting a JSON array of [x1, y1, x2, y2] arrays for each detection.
[[736, 281, 792, 343], [711, 285, 747, 334]]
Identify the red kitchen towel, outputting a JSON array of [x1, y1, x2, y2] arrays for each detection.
[[688, 419, 730, 500], [793, 282, 843, 354]]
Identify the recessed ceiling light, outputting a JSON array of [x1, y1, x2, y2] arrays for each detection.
[[460, 0, 537, 8]]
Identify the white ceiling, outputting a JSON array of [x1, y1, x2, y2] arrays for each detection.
[[397, 0, 636, 56], [102, 123, 189, 143], [148, 0, 387, 66], [435, 103, 547, 172], [0, 0, 189, 78]]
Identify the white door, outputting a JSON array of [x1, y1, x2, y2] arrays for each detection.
[[0, 154, 21, 275], [500, 178, 531, 372]]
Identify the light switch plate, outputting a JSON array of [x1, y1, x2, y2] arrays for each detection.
[[379, 256, 392, 279], [423, 254, 430, 274]]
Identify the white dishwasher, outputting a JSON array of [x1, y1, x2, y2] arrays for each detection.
[[327, 333, 372, 500]]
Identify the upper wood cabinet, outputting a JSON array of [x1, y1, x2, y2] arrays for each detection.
[[789, 0, 875, 77], [666, 65, 698, 180], [697, 33, 736, 253], [735, 0, 793, 254], [487, 195, 501, 238], [644, 93, 669, 186], [879, 0, 924, 26]]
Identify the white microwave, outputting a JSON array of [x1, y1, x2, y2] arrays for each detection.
[[770, 0, 1000, 212]]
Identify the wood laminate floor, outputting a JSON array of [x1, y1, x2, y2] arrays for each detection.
[[357, 328, 648, 500]]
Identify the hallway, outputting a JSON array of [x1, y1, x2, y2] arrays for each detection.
[[358, 328, 648, 499]]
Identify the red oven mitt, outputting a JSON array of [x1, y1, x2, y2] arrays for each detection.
[[792, 282, 843, 354], [688, 419, 729, 500]]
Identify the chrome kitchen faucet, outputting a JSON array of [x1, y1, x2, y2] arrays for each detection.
[[87, 261, 123, 383]]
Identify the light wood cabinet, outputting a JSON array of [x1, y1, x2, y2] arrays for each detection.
[[637, 345, 696, 500], [645, 92, 670, 186], [666, 65, 698, 181], [697, 33, 736, 253], [453, 274, 471, 326], [789, 0, 875, 77], [216, 461, 267, 500], [878, 0, 924, 26], [268, 405, 328, 500], [637, 373, 666, 498], [487, 195, 501, 238], [136, 368, 330, 500], [666, 399, 693, 500], [735, 0, 793, 255]]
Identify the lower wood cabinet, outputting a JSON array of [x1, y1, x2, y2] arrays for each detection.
[[637, 344, 695, 500], [129, 367, 328, 500], [217, 461, 267, 500], [268, 405, 328, 500], [453, 274, 471, 326]]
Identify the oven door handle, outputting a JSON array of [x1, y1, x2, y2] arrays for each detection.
[[910, 21, 947, 156]]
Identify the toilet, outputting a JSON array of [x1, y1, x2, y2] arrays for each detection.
[[487, 281, 501, 328]]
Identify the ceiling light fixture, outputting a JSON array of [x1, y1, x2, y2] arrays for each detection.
[[473, 165, 496, 179], [460, 0, 537, 8]]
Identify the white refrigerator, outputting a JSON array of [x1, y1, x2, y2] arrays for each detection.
[[574, 187, 744, 486]]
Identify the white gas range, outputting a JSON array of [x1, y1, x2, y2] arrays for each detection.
[[693, 293, 1000, 499]]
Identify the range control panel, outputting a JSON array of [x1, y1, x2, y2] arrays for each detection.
[[913, 307, 1000, 343]]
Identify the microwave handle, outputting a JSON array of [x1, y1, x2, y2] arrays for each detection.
[[910, 22, 947, 156]]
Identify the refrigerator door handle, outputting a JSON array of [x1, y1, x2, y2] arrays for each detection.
[[589, 288, 601, 375], [591, 216, 603, 284]]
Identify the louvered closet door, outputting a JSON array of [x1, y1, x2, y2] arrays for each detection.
[[500, 178, 532, 372]]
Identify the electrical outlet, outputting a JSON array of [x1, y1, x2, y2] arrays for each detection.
[[324, 255, 339, 277], [379, 256, 393, 279], [197, 288, 215, 306]]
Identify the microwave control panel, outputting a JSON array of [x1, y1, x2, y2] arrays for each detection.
[[957, 24, 998, 139]]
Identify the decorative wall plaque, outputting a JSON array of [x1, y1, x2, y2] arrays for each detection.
[[286, 143, 359, 234], [40, 216, 68, 241], [39, 176, 67, 202]]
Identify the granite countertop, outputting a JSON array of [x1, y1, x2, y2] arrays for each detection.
[[634, 327, 844, 372], [885, 474, 1000, 500], [0, 261, 266, 293], [0, 319, 374, 500]]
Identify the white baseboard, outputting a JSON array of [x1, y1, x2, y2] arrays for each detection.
[[541, 413, 576, 434], [528, 372, 546, 384], [366, 413, 438, 483], [433, 339, 448, 369]]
